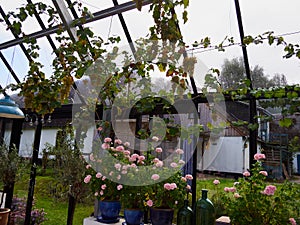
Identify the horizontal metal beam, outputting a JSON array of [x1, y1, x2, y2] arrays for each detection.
[[0, 0, 153, 50]]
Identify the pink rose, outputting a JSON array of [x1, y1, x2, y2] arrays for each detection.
[[259, 171, 268, 176], [233, 193, 241, 198], [124, 142, 130, 147], [170, 162, 178, 168], [170, 183, 177, 190], [138, 155, 145, 161], [96, 172, 102, 178], [114, 163, 122, 171], [86, 164, 91, 169], [186, 185, 191, 190], [152, 136, 159, 142], [164, 183, 171, 190], [94, 192, 99, 196], [175, 148, 184, 154], [116, 145, 125, 151], [153, 158, 160, 163], [229, 187, 236, 192], [100, 190, 104, 196], [243, 171, 251, 177], [130, 163, 137, 168], [117, 184, 123, 190], [289, 218, 297, 225], [114, 139, 122, 145], [101, 184, 107, 190], [104, 137, 112, 143], [84, 175, 92, 183], [89, 154, 95, 161], [155, 161, 164, 167], [155, 147, 163, 153], [130, 154, 139, 161], [181, 177, 187, 182], [101, 143, 110, 150], [131, 153, 139, 159], [224, 187, 230, 192], [254, 153, 266, 161], [262, 185, 276, 195], [185, 174, 193, 180], [151, 174, 160, 181], [179, 160, 185, 164], [123, 150, 131, 155], [213, 179, 220, 185], [146, 199, 153, 207]]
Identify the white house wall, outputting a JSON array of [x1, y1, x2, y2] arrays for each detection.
[[293, 153, 300, 174], [19, 127, 94, 158], [19, 129, 57, 158], [198, 136, 250, 174]]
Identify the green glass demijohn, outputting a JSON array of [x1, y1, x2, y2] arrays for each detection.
[[195, 189, 215, 225], [177, 199, 193, 225]]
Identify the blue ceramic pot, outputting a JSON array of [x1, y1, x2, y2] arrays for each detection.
[[98, 200, 121, 221], [150, 208, 174, 225], [124, 209, 144, 225]]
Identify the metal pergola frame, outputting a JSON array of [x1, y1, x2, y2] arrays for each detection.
[[0, 1, 260, 225]]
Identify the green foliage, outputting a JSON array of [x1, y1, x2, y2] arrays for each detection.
[[0, 142, 27, 187], [42, 126, 87, 201], [149, 0, 189, 42], [288, 136, 300, 158], [279, 117, 293, 128], [212, 155, 300, 225], [147, 170, 190, 210]]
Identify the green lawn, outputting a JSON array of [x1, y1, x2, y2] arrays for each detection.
[[196, 176, 235, 199], [13, 174, 94, 225]]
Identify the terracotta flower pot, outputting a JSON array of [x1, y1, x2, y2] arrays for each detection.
[[0, 208, 10, 225]]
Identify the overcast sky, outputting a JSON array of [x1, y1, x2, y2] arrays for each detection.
[[0, 0, 300, 89]]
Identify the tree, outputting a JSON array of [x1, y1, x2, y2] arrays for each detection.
[[269, 73, 288, 87], [219, 57, 246, 90], [219, 57, 288, 90]]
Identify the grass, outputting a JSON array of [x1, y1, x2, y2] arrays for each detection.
[[33, 196, 94, 225], [13, 173, 94, 225], [195, 176, 235, 199]]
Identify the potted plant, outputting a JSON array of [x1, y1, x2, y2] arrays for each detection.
[[0, 142, 22, 225], [121, 185, 149, 225], [146, 169, 192, 225], [84, 136, 192, 225], [84, 137, 124, 223]]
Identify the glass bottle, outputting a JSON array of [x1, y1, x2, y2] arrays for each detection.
[[177, 199, 193, 225], [195, 189, 215, 225]]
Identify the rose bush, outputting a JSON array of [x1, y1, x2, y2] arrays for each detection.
[[83, 136, 192, 211], [212, 153, 300, 225]]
